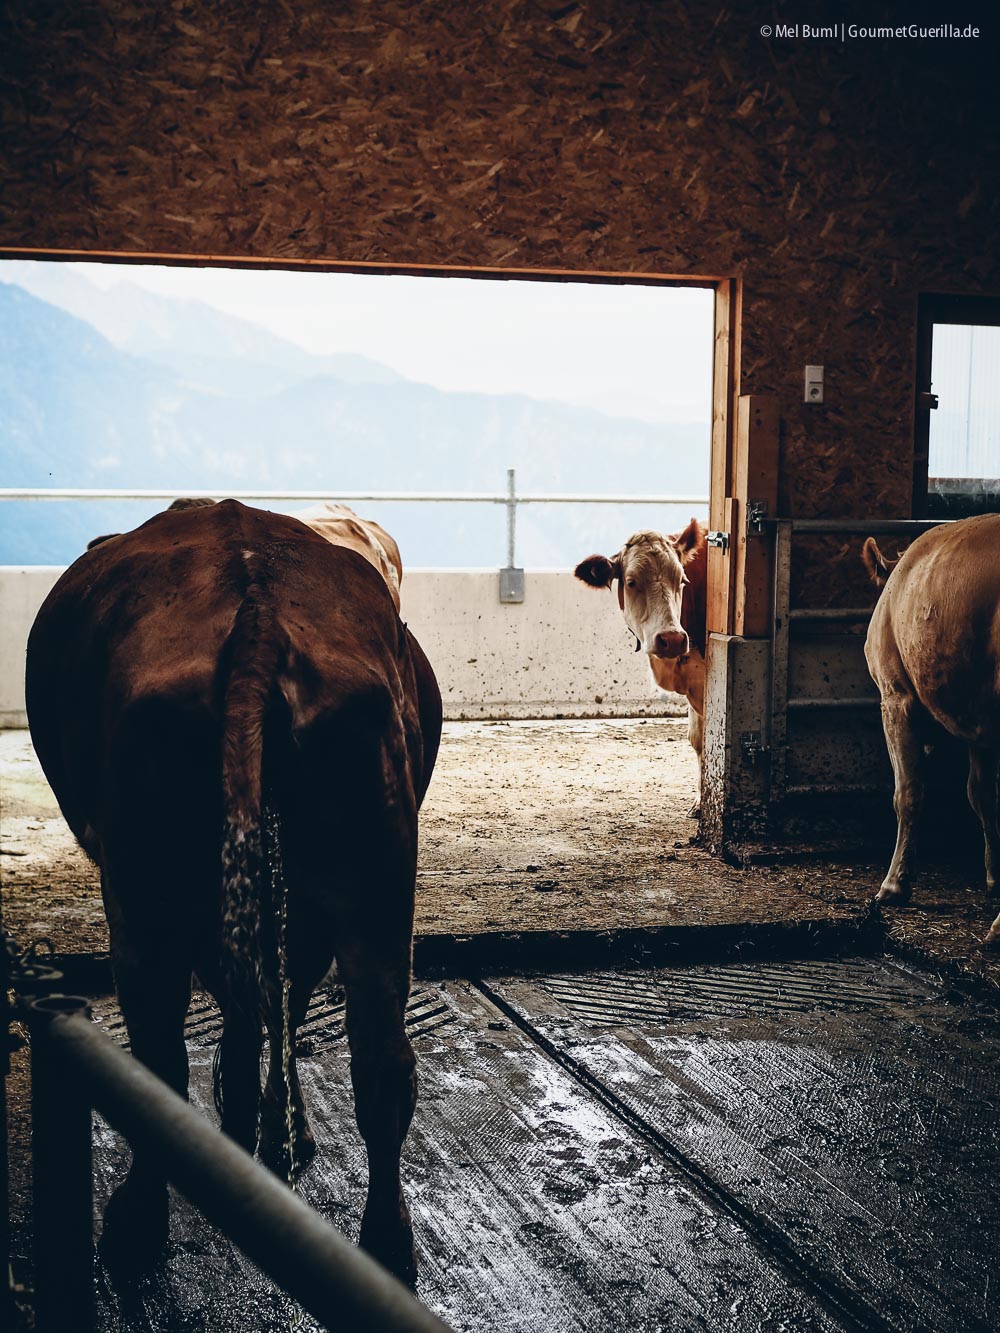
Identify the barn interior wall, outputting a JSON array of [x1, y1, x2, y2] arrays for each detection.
[[1, 1, 997, 607]]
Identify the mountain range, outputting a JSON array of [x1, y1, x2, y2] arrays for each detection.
[[0, 264, 710, 567]]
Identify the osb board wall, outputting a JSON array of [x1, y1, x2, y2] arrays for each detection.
[[789, 533, 907, 612], [1, 0, 997, 548]]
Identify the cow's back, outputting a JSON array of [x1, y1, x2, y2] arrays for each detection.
[[866, 514, 1000, 742], [26, 500, 423, 855]]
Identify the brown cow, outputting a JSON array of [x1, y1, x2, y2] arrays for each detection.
[[89, 498, 402, 606], [574, 519, 708, 813], [26, 499, 442, 1283], [863, 514, 1000, 944]]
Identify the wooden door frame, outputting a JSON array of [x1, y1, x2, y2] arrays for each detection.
[[707, 277, 743, 637]]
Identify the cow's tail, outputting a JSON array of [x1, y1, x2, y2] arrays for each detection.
[[214, 597, 288, 1121], [861, 536, 899, 589]]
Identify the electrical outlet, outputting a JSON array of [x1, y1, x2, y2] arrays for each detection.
[[804, 365, 824, 404]]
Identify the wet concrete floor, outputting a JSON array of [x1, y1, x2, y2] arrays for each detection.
[[74, 952, 1000, 1333]]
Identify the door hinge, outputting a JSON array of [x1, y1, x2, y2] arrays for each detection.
[[918, 391, 939, 411]]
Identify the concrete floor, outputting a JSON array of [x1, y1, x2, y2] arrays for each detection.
[[55, 954, 1000, 1332], [6, 720, 1000, 1330]]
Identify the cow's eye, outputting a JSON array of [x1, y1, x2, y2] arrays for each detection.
[[626, 578, 636, 588]]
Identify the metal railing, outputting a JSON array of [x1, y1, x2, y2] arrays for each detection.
[[0, 471, 709, 596], [23, 994, 451, 1333], [769, 516, 951, 801]]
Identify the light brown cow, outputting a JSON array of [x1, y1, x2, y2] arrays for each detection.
[[863, 514, 1000, 944], [297, 502, 404, 612], [575, 519, 708, 813]]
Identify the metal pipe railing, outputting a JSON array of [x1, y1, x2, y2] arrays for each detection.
[[788, 518, 950, 534], [0, 487, 711, 504], [0, 474, 710, 582], [25, 997, 451, 1333]]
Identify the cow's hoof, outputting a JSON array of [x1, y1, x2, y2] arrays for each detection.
[[99, 1181, 169, 1275], [983, 928, 1000, 949], [360, 1213, 417, 1290], [875, 882, 911, 905], [688, 802, 701, 819]]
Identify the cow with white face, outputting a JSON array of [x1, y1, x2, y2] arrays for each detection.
[[575, 520, 707, 813]]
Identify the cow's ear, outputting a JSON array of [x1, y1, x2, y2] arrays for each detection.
[[574, 553, 620, 588], [672, 518, 702, 561], [86, 533, 119, 550]]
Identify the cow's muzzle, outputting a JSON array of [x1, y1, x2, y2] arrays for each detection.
[[652, 630, 689, 659]]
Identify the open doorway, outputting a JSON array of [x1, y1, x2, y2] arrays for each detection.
[[1, 255, 724, 944]]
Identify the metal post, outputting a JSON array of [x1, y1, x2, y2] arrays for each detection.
[[505, 467, 516, 569], [28, 996, 94, 1333], [499, 468, 525, 604], [769, 520, 792, 803]]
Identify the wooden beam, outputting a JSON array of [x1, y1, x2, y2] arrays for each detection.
[[706, 278, 740, 636], [0, 244, 724, 287]]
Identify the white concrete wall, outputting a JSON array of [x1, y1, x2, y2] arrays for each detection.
[[0, 568, 64, 728], [0, 566, 681, 726]]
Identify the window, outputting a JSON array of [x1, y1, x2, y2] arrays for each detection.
[[916, 295, 1000, 517]]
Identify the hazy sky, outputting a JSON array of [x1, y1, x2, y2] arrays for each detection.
[[74, 261, 715, 425]]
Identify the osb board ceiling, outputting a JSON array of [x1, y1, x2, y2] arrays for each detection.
[[1, 1, 998, 519]]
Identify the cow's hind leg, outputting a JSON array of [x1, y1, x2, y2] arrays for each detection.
[[877, 694, 927, 904], [341, 934, 418, 1288], [334, 798, 419, 1287], [214, 1005, 266, 1154], [100, 943, 192, 1271], [968, 746, 1000, 946], [292, 717, 420, 1284], [967, 745, 1000, 894]]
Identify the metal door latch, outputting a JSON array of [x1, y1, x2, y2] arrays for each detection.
[[741, 731, 769, 767], [706, 530, 730, 552], [918, 391, 939, 411]]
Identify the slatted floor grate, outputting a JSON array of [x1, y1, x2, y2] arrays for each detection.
[[538, 958, 930, 1027], [96, 984, 457, 1052]]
